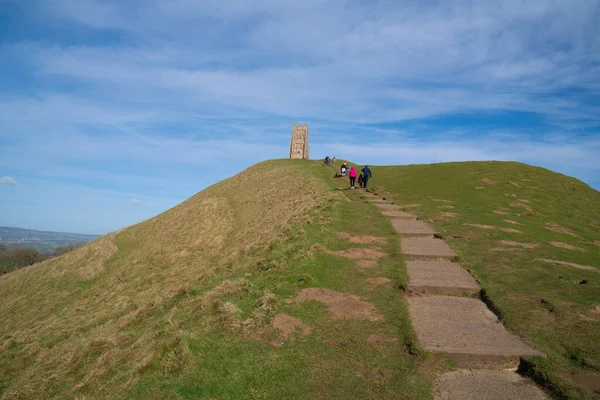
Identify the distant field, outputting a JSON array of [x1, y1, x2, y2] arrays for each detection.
[[0, 227, 99, 253], [368, 161, 600, 399]]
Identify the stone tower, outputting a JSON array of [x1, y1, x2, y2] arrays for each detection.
[[289, 124, 309, 159]]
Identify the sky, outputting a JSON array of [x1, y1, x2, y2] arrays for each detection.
[[0, 0, 599, 235]]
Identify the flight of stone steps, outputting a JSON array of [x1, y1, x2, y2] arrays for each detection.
[[362, 192, 550, 400]]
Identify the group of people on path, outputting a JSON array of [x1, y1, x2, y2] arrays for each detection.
[[324, 156, 373, 189], [348, 165, 372, 189]]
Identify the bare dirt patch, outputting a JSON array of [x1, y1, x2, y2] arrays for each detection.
[[499, 240, 539, 249], [403, 204, 421, 208], [464, 223, 496, 230], [335, 232, 351, 239], [549, 242, 585, 251], [295, 288, 383, 321], [349, 236, 388, 245], [430, 212, 457, 221], [357, 260, 378, 268], [440, 205, 455, 209], [493, 210, 509, 215], [335, 232, 387, 245], [367, 277, 391, 286], [537, 259, 597, 272], [475, 186, 485, 190], [546, 222, 579, 237], [366, 334, 398, 346], [518, 199, 530, 203], [491, 247, 524, 252], [505, 193, 517, 197], [503, 220, 522, 225], [500, 228, 522, 233], [271, 314, 311, 338], [510, 202, 533, 212], [434, 199, 452, 203], [328, 248, 387, 260], [508, 181, 521, 187], [481, 178, 497, 185]]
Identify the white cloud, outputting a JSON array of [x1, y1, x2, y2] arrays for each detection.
[[131, 199, 142, 205], [0, 176, 17, 185]]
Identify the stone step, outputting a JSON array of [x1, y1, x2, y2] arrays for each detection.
[[407, 295, 544, 369], [435, 371, 549, 400], [373, 203, 401, 211], [407, 261, 480, 295], [381, 210, 417, 220], [391, 219, 437, 237], [401, 237, 456, 260]]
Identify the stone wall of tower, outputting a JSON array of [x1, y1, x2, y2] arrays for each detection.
[[289, 124, 309, 159]]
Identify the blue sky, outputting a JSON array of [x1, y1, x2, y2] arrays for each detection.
[[1, 0, 599, 235]]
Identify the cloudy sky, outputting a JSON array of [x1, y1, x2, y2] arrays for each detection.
[[1, 0, 599, 234]]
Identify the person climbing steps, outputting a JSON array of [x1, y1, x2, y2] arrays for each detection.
[[349, 165, 357, 189], [361, 165, 372, 189]]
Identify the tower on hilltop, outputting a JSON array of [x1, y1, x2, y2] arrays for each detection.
[[289, 124, 309, 159]]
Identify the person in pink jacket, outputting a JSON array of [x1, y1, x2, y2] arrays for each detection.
[[349, 166, 357, 189]]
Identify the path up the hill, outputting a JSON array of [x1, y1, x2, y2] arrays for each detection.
[[361, 191, 550, 400]]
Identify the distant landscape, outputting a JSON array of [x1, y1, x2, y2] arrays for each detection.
[[0, 226, 99, 254]]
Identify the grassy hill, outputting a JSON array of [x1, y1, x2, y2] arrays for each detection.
[[368, 161, 600, 398], [0, 160, 435, 399], [1, 159, 598, 399]]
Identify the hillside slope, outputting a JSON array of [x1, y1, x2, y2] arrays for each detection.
[[0, 161, 332, 398], [1, 160, 435, 400], [369, 161, 600, 399]]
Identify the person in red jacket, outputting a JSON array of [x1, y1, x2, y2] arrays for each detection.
[[349, 166, 357, 189]]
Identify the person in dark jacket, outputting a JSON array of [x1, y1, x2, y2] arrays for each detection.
[[361, 165, 372, 189]]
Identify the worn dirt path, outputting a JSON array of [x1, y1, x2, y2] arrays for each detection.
[[361, 191, 550, 400]]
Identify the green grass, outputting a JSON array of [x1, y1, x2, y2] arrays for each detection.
[[0, 160, 438, 399], [367, 161, 600, 399]]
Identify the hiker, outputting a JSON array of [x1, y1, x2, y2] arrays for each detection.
[[340, 163, 347, 176], [324, 156, 330, 167], [332, 157, 336, 167], [349, 166, 357, 189], [361, 165, 372, 189], [358, 173, 364, 189]]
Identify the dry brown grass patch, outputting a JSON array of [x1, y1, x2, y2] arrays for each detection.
[[510, 202, 533, 212], [295, 288, 383, 321], [271, 314, 311, 338], [356, 260, 379, 269], [549, 242, 585, 251], [327, 248, 387, 260], [546, 222, 579, 237], [536, 259, 598, 272], [367, 277, 391, 286], [499, 240, 539, 249]]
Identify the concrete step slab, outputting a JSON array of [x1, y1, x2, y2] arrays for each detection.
[[436, 371, 549, 400], [407, 295, 544, 369], [374, 203, 401, 211], [407, 261, 480, 295], [401, 237, 456, 260], [392, 219, 437, 237], [381, 210, 417, 219]]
